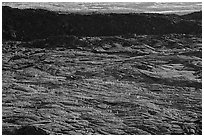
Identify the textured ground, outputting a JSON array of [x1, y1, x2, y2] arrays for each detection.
[[2, 34, 202, 135]]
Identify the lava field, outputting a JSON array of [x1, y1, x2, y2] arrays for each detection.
[[2, 6, 202, 135]]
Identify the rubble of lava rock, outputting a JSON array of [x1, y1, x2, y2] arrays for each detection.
[[2, 33, 202, 135]]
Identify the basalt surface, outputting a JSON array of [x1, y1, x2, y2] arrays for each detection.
[[2, 34, 202, 135]]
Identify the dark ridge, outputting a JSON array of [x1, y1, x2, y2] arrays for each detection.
[[181, 11, 202, 21], [2, 126, 49, 135], [2, 6, 202, 41]]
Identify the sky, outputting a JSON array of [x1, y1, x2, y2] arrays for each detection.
[[2, 2, 202, 15]]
